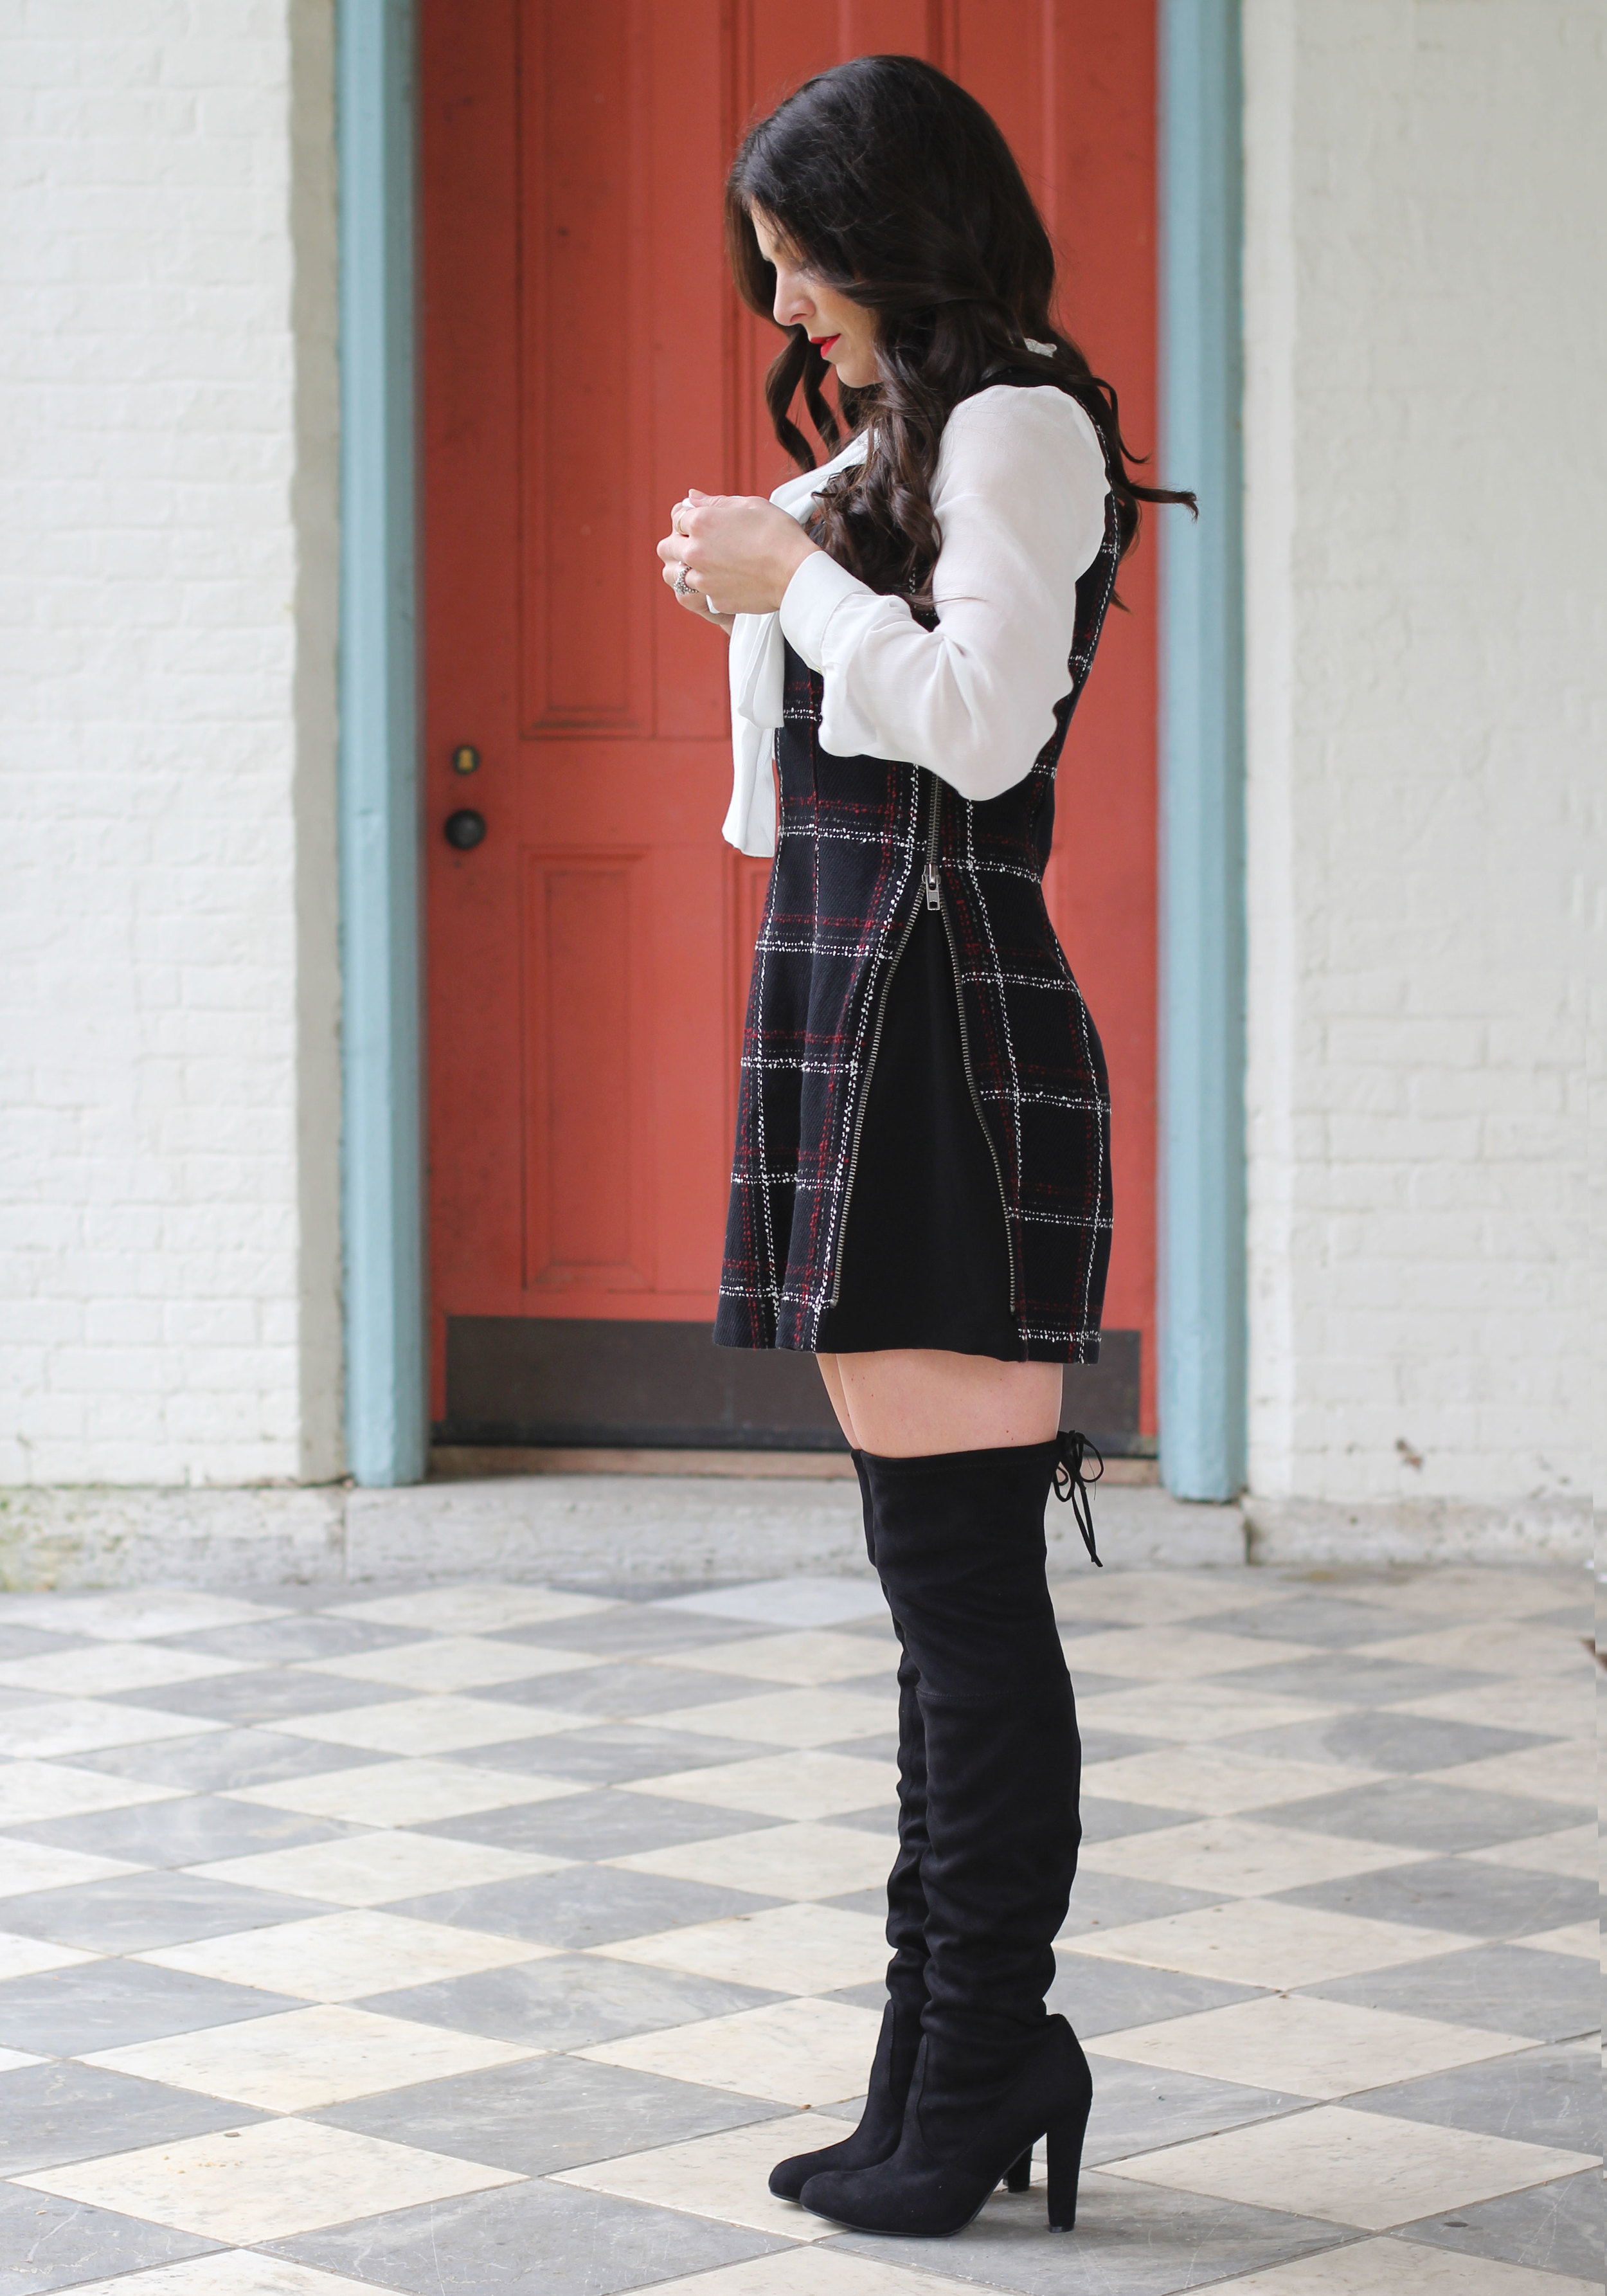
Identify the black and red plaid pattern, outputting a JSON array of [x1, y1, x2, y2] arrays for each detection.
[[715, 399, 1120, 1363]]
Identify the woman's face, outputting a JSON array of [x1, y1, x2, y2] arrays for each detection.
[[751, 209, 879, 391]]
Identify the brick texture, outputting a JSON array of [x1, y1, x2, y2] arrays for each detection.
[[0, 1, 341, 1485], [1243, 0, 1603, 1506]]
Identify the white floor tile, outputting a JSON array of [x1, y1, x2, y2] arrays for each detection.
[[0, 2047, 45, 2072], [229, 1756, 582, 1827], [0, 1931, 97, 1981], [55, 2257, 384, 2296], [1077, 1681, 1339, 1742], [0, 1645, 246, 1697], [1364, 1620, 1586, 1676], [1464, 1824, 1597, 1879], [192, 1830, 568, 1906], [1059, 1624, 1315, 1681], [1093, 1993, 1534, 2100], [84, 2003, 535, 2111], [610, 1820, 893, 1903], [1418, 1739, 1594, 1806], [1389, 1676, 1594, 1740], [0, 1592, 288, 1642], [138, 1908, 548, 2000], [1052, 1571, 1289, 1626], [555, 2113, 841, 2241], [1076, 1816, 1422, 1899], [0, 1838, 144, 1894], [656, 1579, 888, 1628], [1102, 2102, 1596, 2232], [1063, 1899, 1473, 1991], [0, 1760, 183, 1825], [649, 1687, 893, 1746], [0, 1699, 226, 1760], [664, 1631, 895, 1687], [17, 2116, 519, 2243], [580, 1996, 883, 2106], [1510, 1920, 1600, 1960], [271, 1695, 592, 1757], [1082, 1746, 1381, 1816], [624, 1750, 894, 1821], [298, 1635, 602, 1695], [1212, 2239, 1601, 2295], [333, 1586, 615, 1634], [1342, 1569, 1580, 1622], [593, 1900, 889, 1996]]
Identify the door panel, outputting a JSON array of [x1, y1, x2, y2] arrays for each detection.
[[423, 0, 1159, 1447]]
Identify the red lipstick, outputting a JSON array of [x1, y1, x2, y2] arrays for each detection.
[[810, 334, 840, 355]]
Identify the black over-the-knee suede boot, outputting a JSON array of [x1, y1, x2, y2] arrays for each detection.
[[800, 1436, 1095, 2236], [769, 1448, 930, 2201]]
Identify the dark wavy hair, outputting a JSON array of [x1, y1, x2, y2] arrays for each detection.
[[726, 54, 1194, 605]]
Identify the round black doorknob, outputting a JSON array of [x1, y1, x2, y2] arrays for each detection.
[[444, 809, 487, 851]]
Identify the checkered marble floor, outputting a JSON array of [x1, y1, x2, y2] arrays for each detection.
[[0, 1559, 1597, 2296]]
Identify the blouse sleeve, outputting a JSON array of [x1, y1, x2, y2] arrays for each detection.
[[775, 384, 1110, 803]]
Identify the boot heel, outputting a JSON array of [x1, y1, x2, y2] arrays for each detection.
[[1045, 2107, 1088, 2231], [1004, 2145, 1032, 2192]]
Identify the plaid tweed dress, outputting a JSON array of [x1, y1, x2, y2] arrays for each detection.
[[714, 404, 1119, 1366]]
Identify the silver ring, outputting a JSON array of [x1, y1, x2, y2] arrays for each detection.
[[673, 563, 693, 599]]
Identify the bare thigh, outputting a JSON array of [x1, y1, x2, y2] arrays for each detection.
[[817, 1350, 1063, 1458]]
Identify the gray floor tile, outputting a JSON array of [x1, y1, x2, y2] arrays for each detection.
[[382, 1866, 782, 1951], [1307, 1941, 1596, 2043], [1079, 1729, 1171, 1766], [1213, 1653, 1497, 1706], [1082, 2052, 1303, 2166], [1060, 1869, 1227, 1935], [821, 1805, 898, 1840], [1399, 2168, 1603, 2285], [491, 1608, 786, 1658], [1352, 2039, 1603, 2153], [0, 1872, 332, 1953], [0, 2059, 269, 2177], [7, 1793, 361, 1868], [1259, 1776, 1592, 1853], [158, 1614, 434, 1665], [362, 1951, 783, 2050], [314, 2051, 781, 2174], [821, 1889, 894, 1921], [71, 1726, 395, 1793], [1079, 1796, 1201, 1843], [821, 1731, 901, 1764], [273, 2173, 785, 2295], [0, 1960, 297, 2056], [1048, 1955, 1266, 2037], [487, 1659, 789, 1719], [0, 1627, 97, 1661], [1273, 1854, 1597, 1940], [1226, 1709, 1555, 1774], [831, 2173, 1344, 2294], [0, 2183, 217, 2295], [417, 1788, 784, 1861], [1198, 1595, 1414, 1647], [450, 1722, 780, 1783], [100, 1668, 408, 1727]]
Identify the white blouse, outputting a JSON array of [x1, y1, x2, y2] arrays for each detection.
[[723, 382, 1111, 857]]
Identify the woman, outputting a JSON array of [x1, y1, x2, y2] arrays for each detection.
[[656, 56, 1190, 2239]]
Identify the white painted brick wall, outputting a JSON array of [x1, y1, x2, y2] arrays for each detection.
[[1243, 1, 1604, 1505], [0, 1, 342, 1486]]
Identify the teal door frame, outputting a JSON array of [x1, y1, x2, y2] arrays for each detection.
[[331, 0, 1248, 1497], [1157, 0, 1248, 1500], [336, 0, 426, 1487]]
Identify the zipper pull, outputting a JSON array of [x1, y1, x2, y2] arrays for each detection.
[[923, 862, 940, 912]]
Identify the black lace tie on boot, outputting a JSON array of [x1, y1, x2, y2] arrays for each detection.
[[1052, 1430, 1104, 1566]]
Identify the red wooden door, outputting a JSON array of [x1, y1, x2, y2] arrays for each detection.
[[422, 1, 1158, 1451]]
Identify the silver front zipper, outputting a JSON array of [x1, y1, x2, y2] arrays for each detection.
[[828, 773, 1017, 1315]]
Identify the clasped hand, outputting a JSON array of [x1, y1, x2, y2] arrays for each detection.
[[657, 488, 820, 626]]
